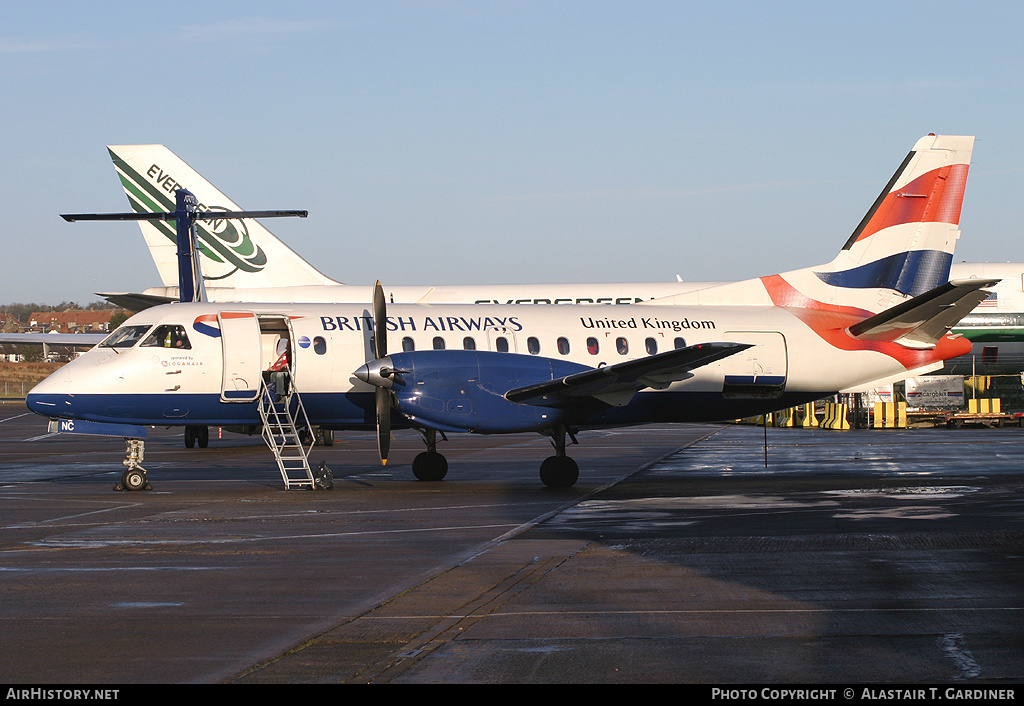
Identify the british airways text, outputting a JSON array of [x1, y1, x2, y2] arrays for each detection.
[[320, 315, 524, 333]]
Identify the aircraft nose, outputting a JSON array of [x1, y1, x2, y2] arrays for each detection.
[[26, 366, 72, 417]]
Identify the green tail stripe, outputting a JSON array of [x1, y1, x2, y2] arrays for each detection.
[[110, 150, 176, 212], [121, 188, 228, 265], [109, 149, 267, 272], [117, 173, 166, 215]]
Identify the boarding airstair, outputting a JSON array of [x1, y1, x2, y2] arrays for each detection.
[[258, 372, 333, 490]]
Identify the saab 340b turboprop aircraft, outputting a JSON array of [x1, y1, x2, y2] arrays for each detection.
[[28, 135, 991, 491]]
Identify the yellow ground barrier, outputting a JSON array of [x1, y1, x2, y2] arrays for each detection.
[[872, 401, 907, 429], [821, 402, 850, 430]]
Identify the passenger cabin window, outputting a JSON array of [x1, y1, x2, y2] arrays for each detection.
[[432, 336, 446, 350], [557, 337, 570, 355], [587, 337, 599, 355], [402, 336, 415, 352], [616, 337, 628, 355], [527, 337, 541, 355], [495, 337, 509, 353], [313, 336, 327, 355], [674, 337, 686, 350], [463, 337, 476, 350], [99, 324, 151, 349], [645, 337, 658, 355], [141, 324, 191, 350]]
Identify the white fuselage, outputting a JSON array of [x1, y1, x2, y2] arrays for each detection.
[[27, 299, 969, 432]]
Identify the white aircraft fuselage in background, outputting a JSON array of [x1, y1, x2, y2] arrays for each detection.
[[102, 144, 1023, 377]]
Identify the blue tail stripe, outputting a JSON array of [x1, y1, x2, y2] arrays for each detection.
[[813, 250, 953, 297]]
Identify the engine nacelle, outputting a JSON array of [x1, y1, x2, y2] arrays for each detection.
[[386, 350, 594, 433]]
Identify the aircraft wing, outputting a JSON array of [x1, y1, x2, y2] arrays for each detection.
[[0, 333, 106, 347], [848, 278, 1000, 350], [505, 342, 752, 407]]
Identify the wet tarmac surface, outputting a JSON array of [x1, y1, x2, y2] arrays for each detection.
[[0, 400, 1021, 684]]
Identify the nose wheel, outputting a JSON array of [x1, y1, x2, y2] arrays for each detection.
[[115, 439, 152, 491]]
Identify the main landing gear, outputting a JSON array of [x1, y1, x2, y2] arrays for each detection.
[[184, 425, 209, 448], [408, 426, 581, 487], [539, 425, 579, 488], [115, 439, 152, 492], [412, 428, 448, 481]]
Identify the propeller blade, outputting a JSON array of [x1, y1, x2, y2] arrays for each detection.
[[373, 280, 387, 360], [376, 386, 391, 465], [370, 280, 391, 465]]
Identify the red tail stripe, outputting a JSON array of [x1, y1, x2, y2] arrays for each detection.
[[854, 163, 969, 244], [761, 274, 972, 369]]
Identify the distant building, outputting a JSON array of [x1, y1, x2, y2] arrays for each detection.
[[27, 310, 127, 334], [0, 312, 20, 331]]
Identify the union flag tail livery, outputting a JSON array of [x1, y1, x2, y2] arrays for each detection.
[[658, 134, 975, 314], [108, 144, 341, 290], [795, 133, 973, 311]]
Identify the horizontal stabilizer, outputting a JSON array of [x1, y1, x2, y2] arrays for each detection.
[[847, 278, 999, 349], [96, 292, 176, 312], [61, 210, 308, 222], [506, 342, 752, 407]]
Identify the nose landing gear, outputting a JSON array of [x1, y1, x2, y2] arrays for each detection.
[[115, 439, 152, 492]]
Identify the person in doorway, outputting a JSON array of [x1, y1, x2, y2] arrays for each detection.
[[264, 337, 291, 402], [269, 338, 290, 371]]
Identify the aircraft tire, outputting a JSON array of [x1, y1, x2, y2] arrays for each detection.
[[184, 426, 196, 448], [412, 452, 448, 481], [197, 425, 209, 448], [121, 469, 147, 492], [539, 456, 579, 488]]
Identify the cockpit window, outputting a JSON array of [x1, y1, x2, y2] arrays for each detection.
[[141, 324, 192, 350], [99, 325, 152, 349]]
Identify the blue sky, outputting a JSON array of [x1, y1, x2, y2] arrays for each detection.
[[2, 0, 1022, 305]]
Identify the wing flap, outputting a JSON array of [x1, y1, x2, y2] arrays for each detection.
[[505, 342, 752, 407]]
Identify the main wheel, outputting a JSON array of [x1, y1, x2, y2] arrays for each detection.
[[539, 456, 579, 488], [412, 451, 448, 481], [184, 425, 209, 448]]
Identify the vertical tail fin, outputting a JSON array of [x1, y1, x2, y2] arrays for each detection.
[[647, 134, 975, 314], [814, 133, 973, 297], [107, 145, 341, 289], [786, 133, 974, 312]]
